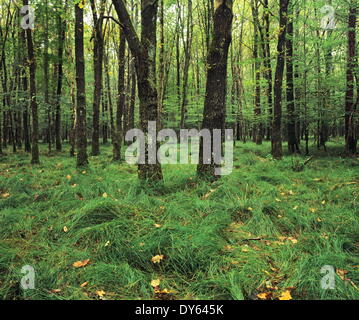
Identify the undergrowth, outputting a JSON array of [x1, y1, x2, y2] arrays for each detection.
[[0, 141, 358, 300]]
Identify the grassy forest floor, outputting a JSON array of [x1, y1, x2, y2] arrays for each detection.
[[0, 141, 358, 300]]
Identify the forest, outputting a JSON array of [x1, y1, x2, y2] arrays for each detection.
[[0, 0, 358, 301]]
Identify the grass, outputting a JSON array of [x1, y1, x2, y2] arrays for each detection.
[[0, 141, 358, 300]]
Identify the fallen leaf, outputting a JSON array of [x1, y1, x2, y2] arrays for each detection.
[[278, 290, 292, 300], [257, 292, 272, 300], [1, 193, 10, 199], [151, 279, 161, 287], [336, 268, 349, 281], [50, 289, 62, 293], [151, 255, 164, 264], [154, 224, 162, 228], [96, 290, 106, 298], [102, 193, 108, 198], [66, 175, 72, 180], [80, 281, 89, 288], [63, 226, 69, 233], [72, 259, 90, 268]]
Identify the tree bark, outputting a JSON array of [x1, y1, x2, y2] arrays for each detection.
[[197, 0, 233, 178], [23, 0, 40, 164], [75, 1, 88, 167], [271, 0, 289, 160], [112, 0, 163, 181], [90, 0, 105, 156], [345, 3, 357, 154]]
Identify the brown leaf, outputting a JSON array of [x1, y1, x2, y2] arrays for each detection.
[[72, 259, 90, 268]]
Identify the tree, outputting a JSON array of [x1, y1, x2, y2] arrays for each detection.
[[90, 0, 106, 156], [345, 2, 357, 154], [55, 0, 66, 152], [23, 0, 40, 164], [112, 0, 163, 181], [75, 0, 89, 167], [286, 1, 300, 154], [197, 0, 233, 178], [271, 0, 289, 160]]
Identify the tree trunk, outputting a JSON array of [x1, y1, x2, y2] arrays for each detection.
[[345, 3, 357, 154], [271, 0, 289, 160], [23, 0, 40, 164], [113, 29, 126, 161], [112, 0, 163, 182], [90, 0, 105, 156], [75, 2, 88, 167], [286, 2, 300, 154], [197, 0, 233, 178], [55, 0, 66, 152]]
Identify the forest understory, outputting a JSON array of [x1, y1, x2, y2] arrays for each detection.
[[0, 141, 358, 300]]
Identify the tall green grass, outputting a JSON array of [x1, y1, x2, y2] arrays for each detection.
[[0, 142, 358, 300]]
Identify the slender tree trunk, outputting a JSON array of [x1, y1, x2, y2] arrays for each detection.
[[113, 29, 126, 161], [23, 0, 39, 164], [345, 3, 357, 154], [251, 0, 262, 145], [180, 0, 193, 129], [75, 2, 88, 167], [271, 0, 289, 160], [55, 0, 66, 152], [90, 0, 105, 156], [286, 3, 300, 154]]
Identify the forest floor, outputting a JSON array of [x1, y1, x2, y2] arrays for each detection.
[[0, 141, 358, 300]]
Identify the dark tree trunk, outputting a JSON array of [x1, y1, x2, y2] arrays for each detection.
[[112, 0, 163, 182], [271, 0, 289, 160], [197, 0, 233, 178], [113, 29, 126, 161], [23, 0, 40, 164], [55, 0, 66, 152], [75, 2, 88, 167], [90, 0, 105, 156], [345, 4, 357, 154], [251, 0, 262, 145], [286, 3, 300, 154]]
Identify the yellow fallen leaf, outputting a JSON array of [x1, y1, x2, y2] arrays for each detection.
[[279, 290, 292, 300], [309, 208, 317, 213], [66, 175, 72, 180], [257, 292, 271, 300], [102, 193, 108, 198], [96, 290, 106, 298], [72, 259, 90, 268], [151, 279, 161, 287], [151, 255, 164, 264], [80, 281, 89, 288], [1, 193, 10, 199], [63, 226, 69, 233], [154, 224, 162, 228], [248, 207, 253, 211]]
